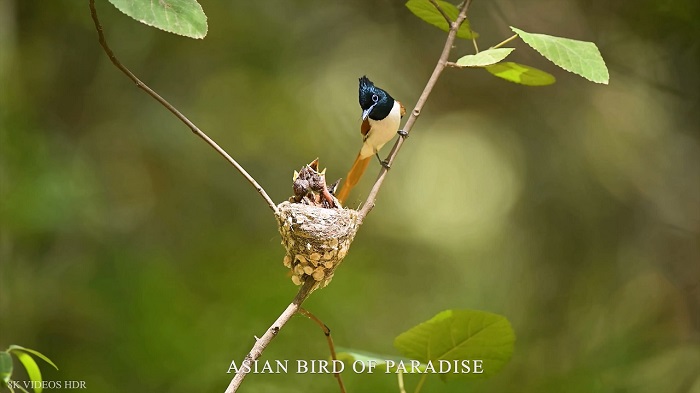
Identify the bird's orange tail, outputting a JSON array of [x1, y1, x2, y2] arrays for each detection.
[[337, 153, 371, 204]]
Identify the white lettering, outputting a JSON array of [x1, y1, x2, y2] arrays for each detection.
[[64, 380, 87, 388], [438, 360, 451, 373], [460, 360, 471, 373], [384, 360, 396, 373], [316, 360, 330, 374], [410, 360, 423, 373], [331, 360, 345, 373], [275, 360, 288, 373], [366, 359, 376, 373], [352, 360, 366, 373], [395, 361, 408, 374], [297, 360, 309, 373]]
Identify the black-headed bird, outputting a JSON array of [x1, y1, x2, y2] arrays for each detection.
[[337, 76, 406, 204]]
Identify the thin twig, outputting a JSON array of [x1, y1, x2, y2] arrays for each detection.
[[358, 0, 473, 221], [298, 308, 346, 393], [225, 279, 316, 393], [491, 33, 518, 49], [88, 0, 278, 214], [428, 0, 452, 26], [398, 369, 407, 393], [413, 373, 428, 393]]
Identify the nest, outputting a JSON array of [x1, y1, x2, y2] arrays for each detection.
[[276, 202, 359, 289]]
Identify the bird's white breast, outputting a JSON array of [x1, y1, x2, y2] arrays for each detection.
[[360, 100, 402, 159]]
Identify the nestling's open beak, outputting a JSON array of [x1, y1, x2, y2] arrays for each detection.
[[362, 103, 377, 121]]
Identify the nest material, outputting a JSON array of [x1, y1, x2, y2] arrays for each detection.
[[276, 201, 359, 289]]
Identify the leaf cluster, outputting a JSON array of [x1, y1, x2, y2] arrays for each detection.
[[407, 0, 609, 85], [102, 0, 608, 87], [1, 345, 58, 393]]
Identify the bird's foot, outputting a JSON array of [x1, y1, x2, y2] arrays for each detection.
[[375, 153, 391, 169], [397, 129, 408, 139]]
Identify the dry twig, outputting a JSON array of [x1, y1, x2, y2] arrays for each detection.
[[88, 0, 277, 214], [428, 0, 452, 25], [298, 307, 346, 393], [224, 279, 316, 393]]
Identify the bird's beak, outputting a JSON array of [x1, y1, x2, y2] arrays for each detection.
[[362, 103, 377, 121]]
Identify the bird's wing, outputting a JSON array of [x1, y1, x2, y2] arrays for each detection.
[[360, 118, 371, 137]]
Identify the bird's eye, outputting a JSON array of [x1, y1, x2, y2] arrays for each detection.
[[372, 94, 379, 103]]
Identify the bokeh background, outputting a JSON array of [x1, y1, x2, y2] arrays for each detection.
[[1, 1, 699, 392]]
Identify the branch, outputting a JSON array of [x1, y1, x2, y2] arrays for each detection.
[[88, 0, 278, 214], [358, 0, 473, 220], [428, 0, 452, 26], [225, 278, 316, 393], [298, 308, 346, 393]]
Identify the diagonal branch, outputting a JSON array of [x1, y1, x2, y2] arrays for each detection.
[[358, 0, 473, 221], [224, 278, 316, 392], [428, 0, 452, 26], [88, 0, 278, 214]]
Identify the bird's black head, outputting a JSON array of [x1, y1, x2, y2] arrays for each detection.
[[359, 76, 395, 121]]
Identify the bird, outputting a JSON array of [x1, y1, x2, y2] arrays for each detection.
[[336, 76, 406, 204]]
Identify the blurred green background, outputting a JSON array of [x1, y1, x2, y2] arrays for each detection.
[[1, 1, 699, 392]]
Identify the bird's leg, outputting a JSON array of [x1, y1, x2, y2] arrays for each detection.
[[376, 153, 391, 169]]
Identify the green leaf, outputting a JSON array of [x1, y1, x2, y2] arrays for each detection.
[[0, 351, 12, 386], [405, 0, 477, 39], [11, 352, 41, 393], [394, 309, 515, 381], [106, 0, 208, 39], [485, 62, 556, 86], [456, 48, 515, 67], [510, 27, 608, 84], [8, 346, 58, 371], [336, 348, 428, 374]]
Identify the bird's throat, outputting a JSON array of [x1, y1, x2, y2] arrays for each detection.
[[360, 101, 402, 159]]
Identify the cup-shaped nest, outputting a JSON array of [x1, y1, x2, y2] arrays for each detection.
[[276, 201, 359, 289]]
